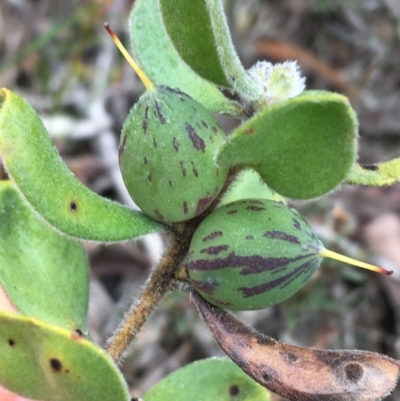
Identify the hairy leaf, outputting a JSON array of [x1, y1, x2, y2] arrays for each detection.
[[159, 0, 259, 101], [194, 292, 400, 401], [143, 358, 270, 401], [347, 159, 400, 186], [0, 312, 129, 401], [130, 0, 241, 114], [217, 91, 358, 200], [0, 88, 165, 242], [0, 180, 89, 333]]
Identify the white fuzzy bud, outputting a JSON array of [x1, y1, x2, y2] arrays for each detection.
[[248, 60, 306, 106]]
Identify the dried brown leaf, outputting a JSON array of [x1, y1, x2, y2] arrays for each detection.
[[194, 292, 400, 401]]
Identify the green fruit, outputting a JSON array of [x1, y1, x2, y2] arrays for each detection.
[[120, 86, 228, 222], [187, 199, 390, 310]]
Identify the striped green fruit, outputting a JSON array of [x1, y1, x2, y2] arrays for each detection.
[[104, 24, 228, 223], [120, 86, 228, 222], [187, 199, 390, 310]]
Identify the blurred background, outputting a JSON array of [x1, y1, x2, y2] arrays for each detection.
[[1, 0, 400, 399]]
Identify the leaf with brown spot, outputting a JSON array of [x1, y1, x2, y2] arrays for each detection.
[[194, 292, 400, 401]]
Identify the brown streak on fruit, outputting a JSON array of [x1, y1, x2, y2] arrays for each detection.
[[172, 137, 180, 152], [244, 128, 255, 135], [186, 123, 206, 152], [147, 173, 152, 182], [143, 105, 149, 133], [191, 161, 199, 177], [202, 121, 208, 128], [153, 137, 157, 148], [263, 231, 301, 245], [200, 245, 230, 255], [195, 195, 213, 215], [168, 180, 173, 187], [292, 218, 302, 231], [7, 339, 15, 346], [212, 126, 218, 134], [191, 279, 218, 295], [189, 252, 313, 275], [202, 231, 223, 242], [194, 293, 400, 401], [154, 101, 166, 124], [179, 161, 187, 177], [246, 235, 254, 240], [153, 209, 164, 221], [183, 201, 189, 215], [144, 156, 148, 164], [238, 261, 311, 297], [247, 206, 266, 211], [227, 209, 238, 215]]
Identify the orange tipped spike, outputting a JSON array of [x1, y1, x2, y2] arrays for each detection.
[[104, 23, 154, 91], [319, 248, 393, 276]]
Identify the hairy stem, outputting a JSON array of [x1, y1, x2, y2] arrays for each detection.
[[106, 233, 185, 362]]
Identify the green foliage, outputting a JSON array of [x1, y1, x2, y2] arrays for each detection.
[[120, 86, 228, 222], [0, 312, 129, 401], [0, 0, 399, 400], [217, 91, 358, 199], [130, 0, 240, 114], [0, 180, 89, 332], [0, 88, 165, 242], [143, 358, 270, 401]]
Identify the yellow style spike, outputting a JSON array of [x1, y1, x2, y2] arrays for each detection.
[[319, 248, 392, 276], [104, 23, 154, 91]]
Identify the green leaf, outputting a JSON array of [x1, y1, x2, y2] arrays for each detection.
[[143, 358, 270, 401], [218, 168, 286, 207], [130, 0, 241, 114], [217, 91, 358, 200], [0, 88, 165, 242], [0, 180, 88, 333], [346, 159, 400, 186], [0, 312, 129, 401], [159, 0, 260, 102]]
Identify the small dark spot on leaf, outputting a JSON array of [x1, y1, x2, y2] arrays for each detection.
[[70, 201, 78, 212], [50, 358, 62, 372], [183, 201, 189, 215], [244, 128, 254, 135], [227, 209, 237, 215], [8, 339, 15, 346], [153, 138, 157, 148], [75, 328, 84, 337], [168, 180, 173, 187], [229, 384, 240, 396], [147, 173, 152, 182], [344, 362, 363, 382], [245, 235, 254, 240], [144, 156, 148, 164], [361, 164, 378, 171], [212, 126, 218, 134], [66, 369, 70, 374], [202, 121, 208, 128], [143, 105, 149, 133]]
